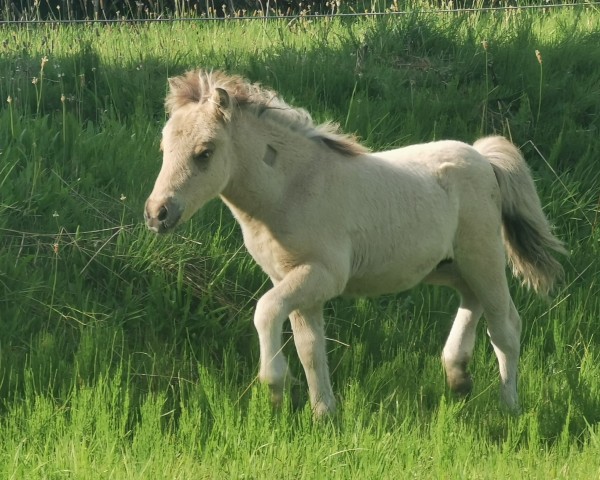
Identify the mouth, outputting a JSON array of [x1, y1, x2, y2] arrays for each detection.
[[145, 219, 174, 234]]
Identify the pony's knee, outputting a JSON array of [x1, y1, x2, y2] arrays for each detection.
[[254, 293, 285, 332]]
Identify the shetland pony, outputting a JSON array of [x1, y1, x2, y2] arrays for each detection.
[[145, 70, 566, 416]]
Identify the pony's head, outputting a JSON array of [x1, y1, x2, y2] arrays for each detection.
[[145, 69, 368, 233], [144, 71, 236, 233]]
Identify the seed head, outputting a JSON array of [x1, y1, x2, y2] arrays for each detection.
[[535, 49, 542, 65], [482, 40, 489, 51]]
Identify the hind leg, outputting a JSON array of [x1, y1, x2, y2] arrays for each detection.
[[458, 248, 522, 412], [442, 285, 484, 396], [487, 299, 522, 411], [426, 268, 483, 397]]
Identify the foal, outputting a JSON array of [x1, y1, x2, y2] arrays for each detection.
[[145, 70, 566, 416]]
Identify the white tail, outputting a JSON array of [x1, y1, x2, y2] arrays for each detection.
[[473, 136, 567, 297]]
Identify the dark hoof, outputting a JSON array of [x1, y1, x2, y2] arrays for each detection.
[[447, 374, 474, 397]]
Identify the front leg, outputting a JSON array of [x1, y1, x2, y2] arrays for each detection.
[[253, 263, 343, 415], [253, 290, 293, 407], [289, 307, 335, 417]]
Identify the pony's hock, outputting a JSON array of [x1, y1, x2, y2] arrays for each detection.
[[145, 69, 567, 417]]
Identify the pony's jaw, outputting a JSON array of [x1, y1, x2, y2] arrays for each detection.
[[144, 196, 184, 234]]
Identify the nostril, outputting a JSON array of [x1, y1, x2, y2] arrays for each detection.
[[157, 205, 168, 222]]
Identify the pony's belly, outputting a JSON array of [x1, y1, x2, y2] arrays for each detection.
[[343, 272, 424, 297], [343, 242, 450, 297]]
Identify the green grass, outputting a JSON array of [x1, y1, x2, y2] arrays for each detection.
[[1, 8, 600, 478]]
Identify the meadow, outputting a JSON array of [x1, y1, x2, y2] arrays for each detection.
[[1, 7, 600, 478]]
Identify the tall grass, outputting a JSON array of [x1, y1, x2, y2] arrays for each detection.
[[1, 8, 599, 477]]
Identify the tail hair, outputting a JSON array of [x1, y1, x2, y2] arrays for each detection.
[[473, 136, 568, 297]]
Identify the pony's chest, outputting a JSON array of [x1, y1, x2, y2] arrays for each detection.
[[239, 221, 296, 282]]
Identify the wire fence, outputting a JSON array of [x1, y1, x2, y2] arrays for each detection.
[[0, 1, 598, 25]]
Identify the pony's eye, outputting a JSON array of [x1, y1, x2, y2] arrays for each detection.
[[192, 149, 212, 167]]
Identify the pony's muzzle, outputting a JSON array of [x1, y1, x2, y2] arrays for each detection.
[[144, 197, 182, 233]]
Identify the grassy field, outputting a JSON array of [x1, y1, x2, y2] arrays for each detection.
[[1, 7, 600, 478]]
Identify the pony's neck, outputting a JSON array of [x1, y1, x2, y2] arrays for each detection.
[[220, 111, 319, 221]]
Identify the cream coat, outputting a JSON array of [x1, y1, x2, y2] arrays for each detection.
[[145, 70, 566, 416]]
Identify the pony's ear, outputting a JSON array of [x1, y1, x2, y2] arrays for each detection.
[[212, 87, 232, 121]]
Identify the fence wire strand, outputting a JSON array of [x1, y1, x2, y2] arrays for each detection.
[[0, 1, 598, 25]]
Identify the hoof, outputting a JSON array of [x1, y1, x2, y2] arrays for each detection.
[[443, 357, 474, 397], [312, 404, 335, 419], [447, 373, 474, 397], [268, 384, 284, 408], [311, 395, 337, 419]]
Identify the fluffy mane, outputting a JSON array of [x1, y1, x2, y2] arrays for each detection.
[[165, 69, 369, 157]]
